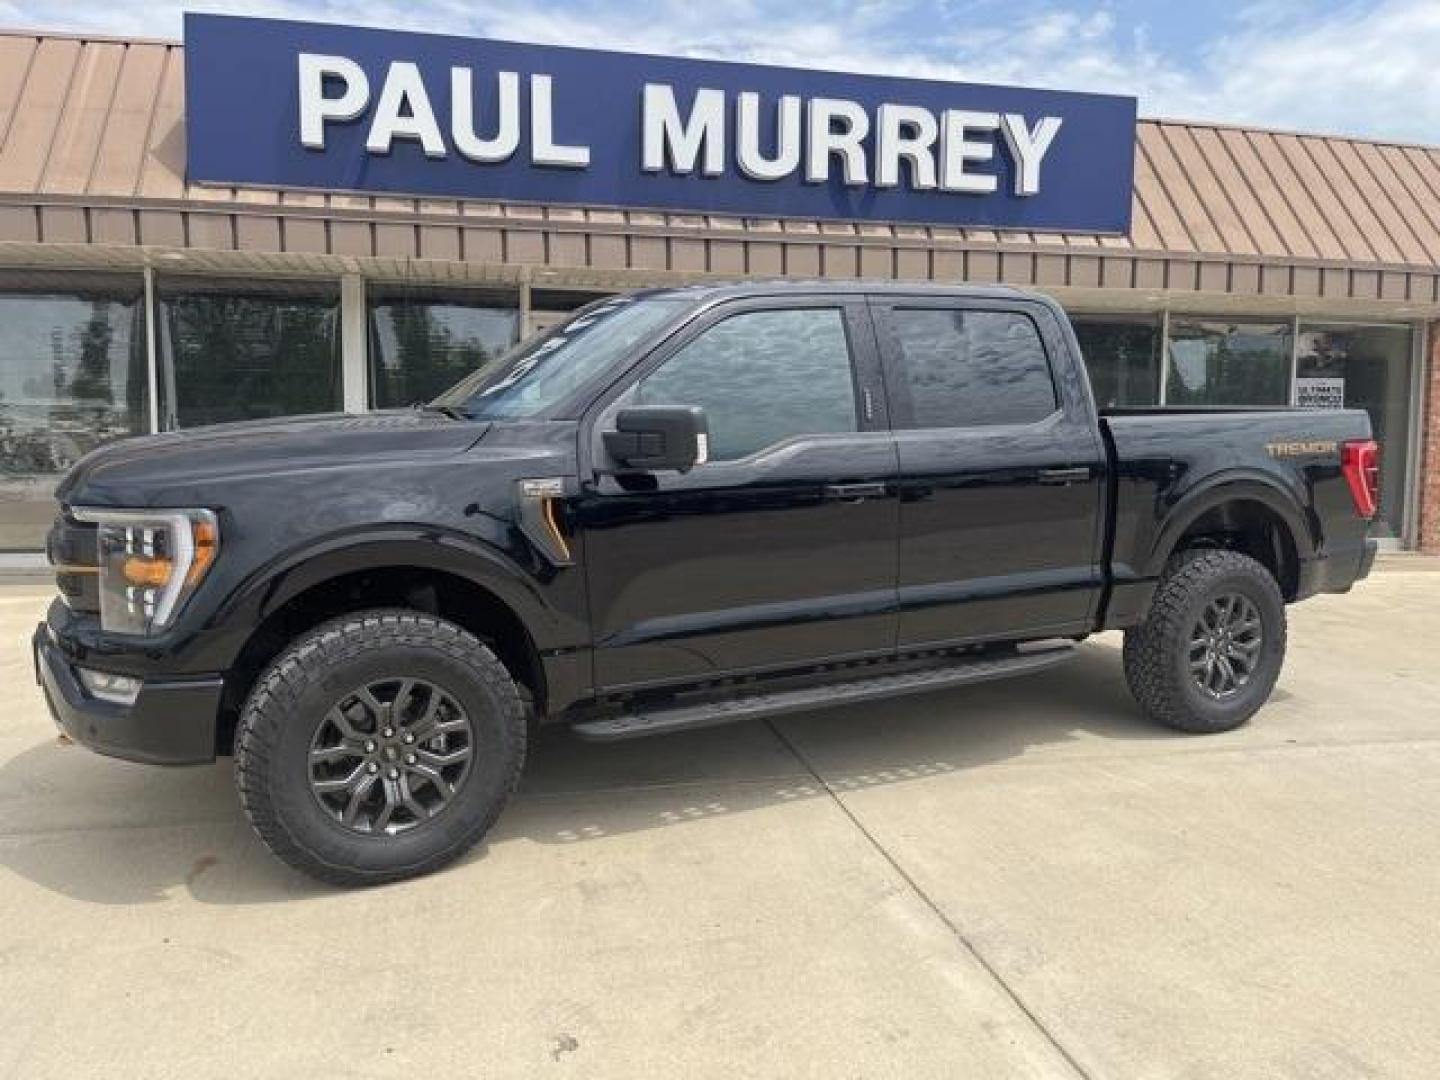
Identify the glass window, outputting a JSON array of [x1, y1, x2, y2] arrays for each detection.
[[368, 287, 519, 408], [437, 295, 688, 419], [1072, 314, 1161, 409], [887, 308, 1056, 428], [1297, 323, 1414, 539], [635, 308, 858, 461], [157, 278, 341, 428], [0, 272, 147, 551], [1165, 319, 1291, 408]]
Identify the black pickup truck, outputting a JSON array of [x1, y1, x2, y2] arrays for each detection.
[[35, 282, 1378, 884]]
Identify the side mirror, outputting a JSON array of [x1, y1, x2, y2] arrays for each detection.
[[603, 407, 709, 473]]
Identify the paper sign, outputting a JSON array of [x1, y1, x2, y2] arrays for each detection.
[[1294, 377, 1345, 409]]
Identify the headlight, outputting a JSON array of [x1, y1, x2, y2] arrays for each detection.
[[70, 508, 220, 635]]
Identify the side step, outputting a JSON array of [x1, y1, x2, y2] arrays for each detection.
[[570, 644, 1075, 741]]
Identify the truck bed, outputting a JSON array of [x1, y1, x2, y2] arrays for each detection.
[[1097, 406, 1375, 629]]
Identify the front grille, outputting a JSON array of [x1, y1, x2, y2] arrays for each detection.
[[48, 511, 100, 612]]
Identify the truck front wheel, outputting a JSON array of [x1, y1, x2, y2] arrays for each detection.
[[234, 610, 526, 886], [1123, 549, 1287, 734]]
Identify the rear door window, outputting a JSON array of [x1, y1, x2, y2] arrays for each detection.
[[884, 308, 1058, 429]]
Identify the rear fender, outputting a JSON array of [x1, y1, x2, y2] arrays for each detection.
[[1145, 472, 1316, 580]]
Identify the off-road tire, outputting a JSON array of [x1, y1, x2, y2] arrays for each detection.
[[234, 610, 526, 886], [1123, 549, 1287, 734]]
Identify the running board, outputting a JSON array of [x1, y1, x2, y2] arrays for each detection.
[[570, 644, 1075, 741]]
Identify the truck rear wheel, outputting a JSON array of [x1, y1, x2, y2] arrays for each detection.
[[234, 610, 526, 886], [1123, 549, 1287, 735]]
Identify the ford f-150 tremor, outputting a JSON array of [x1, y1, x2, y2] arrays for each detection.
[[35, 282, 1378, 884]]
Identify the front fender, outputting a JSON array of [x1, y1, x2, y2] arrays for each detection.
[[209, 523, 572, 657]]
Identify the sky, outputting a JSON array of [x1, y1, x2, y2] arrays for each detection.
[[1, 0, 1438, 145]]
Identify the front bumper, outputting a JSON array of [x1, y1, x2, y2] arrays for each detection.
[[32, 625, 223, 766]]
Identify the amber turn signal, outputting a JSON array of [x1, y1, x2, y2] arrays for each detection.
[[187, 519, 219, 586], [121, 556, 175, 588]]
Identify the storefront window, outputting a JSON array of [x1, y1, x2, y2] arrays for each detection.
[[368, 286, 519, 408], [158, 277, 341, 428], [1296, 324, 1413, 539], [1165, 320, 1292, 408], [1072, 315, 1162, 408], [0, 272, 147, 551]]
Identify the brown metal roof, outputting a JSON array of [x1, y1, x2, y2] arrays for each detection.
[[0, 29, 1438, 308]]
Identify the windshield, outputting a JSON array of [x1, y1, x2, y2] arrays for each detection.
[[431, 295, 689, 419]]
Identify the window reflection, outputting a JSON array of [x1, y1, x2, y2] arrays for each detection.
[[157, 277, 341, 428], [1072, 315, 1161, 409], [1166, 320, 1292, 408], [368, 287, 519, 408], [1297, 324, 1413, 538], [888, 309, 1057, 428], [0, 272, 146, 551], [637, 308, 858, 461]]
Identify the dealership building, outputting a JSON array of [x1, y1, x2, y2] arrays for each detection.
[[2, 19, 1439, 555]]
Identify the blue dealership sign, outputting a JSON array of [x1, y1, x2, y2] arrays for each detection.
[[184, 14, 1137, 233]]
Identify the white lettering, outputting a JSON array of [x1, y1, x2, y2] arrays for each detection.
[[940, 109, 999, 194], [452, 69, 520, 163], [298, 55, 1066, 206], [642, 84, 726, 175], [736, 91, 801, 181], [366, 61, 446, 158], [298, 53, 370, 150], [531, 74, 591, 168], [806, 98, 869, 185], [1001, 114, 1062, 196], [875, 103, 938, 189]]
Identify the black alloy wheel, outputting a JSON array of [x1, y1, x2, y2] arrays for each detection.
[[308, 677, 475, 835], [1187, 593, 1264, 700]]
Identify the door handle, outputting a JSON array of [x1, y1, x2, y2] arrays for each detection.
[[823, 482, 888, 502], [1037, 466, 1092, 485]]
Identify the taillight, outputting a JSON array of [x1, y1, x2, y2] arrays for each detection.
[[1341, 439, 1380, 521]]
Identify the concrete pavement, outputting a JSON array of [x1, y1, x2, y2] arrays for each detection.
[[2, 572, 1438, 1078]]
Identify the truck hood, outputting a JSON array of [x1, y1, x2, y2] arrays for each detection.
[[57, 411, 492, 507]]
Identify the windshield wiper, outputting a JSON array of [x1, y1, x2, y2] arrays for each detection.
[[420, 403, 471, 421]]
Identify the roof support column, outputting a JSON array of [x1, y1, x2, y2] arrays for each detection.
[[143, 265, 160, 433], [341, 273, 367, 413]]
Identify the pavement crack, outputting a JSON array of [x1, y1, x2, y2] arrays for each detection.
[[765, 718, 1095, 1080]]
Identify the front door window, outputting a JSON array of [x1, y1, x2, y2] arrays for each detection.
[[634, 307, 859, 461]]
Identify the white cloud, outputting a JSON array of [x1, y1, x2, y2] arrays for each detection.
[[1196, 0, 1440, 141], [1, 0, 1438, 143]]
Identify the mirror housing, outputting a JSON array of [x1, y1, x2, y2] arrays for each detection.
[[603, 407, 708, 473]]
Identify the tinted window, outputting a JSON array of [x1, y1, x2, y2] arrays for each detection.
[[368, 288, 519, 408], [1072, 314, 1161, 408], [888, 308, 1057, 428], [1165, 319, 1291, 408], [435, 296, 686, 419], [0, 272, 147, 550], [636, 308, 858, 461], [158, 278, 341, 428]]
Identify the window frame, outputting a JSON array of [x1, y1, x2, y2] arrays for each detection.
[[870, 297, 1064, 432], [582, 294, 889, 473]]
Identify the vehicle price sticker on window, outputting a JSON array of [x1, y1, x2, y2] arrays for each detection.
[[1294, 377, 1345, 409]]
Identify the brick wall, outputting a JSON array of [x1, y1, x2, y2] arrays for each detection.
[[1421, 323, 1440, 553]]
